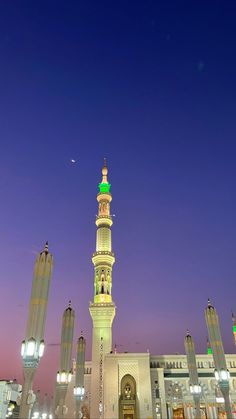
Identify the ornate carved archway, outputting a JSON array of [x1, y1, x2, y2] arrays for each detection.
[[119, 374, 137, 419]]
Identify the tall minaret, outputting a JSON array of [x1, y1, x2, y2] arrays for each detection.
[[89, 159, 116, 419], [19, 242, 53, 419]]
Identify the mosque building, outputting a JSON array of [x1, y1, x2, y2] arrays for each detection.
[[19, 161, 236, 419]]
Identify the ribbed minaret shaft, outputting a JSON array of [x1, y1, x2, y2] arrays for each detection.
[[55, 301, 75, 419], [75, 334, 86, 419], [184, 331, 201, 418], [89, 160, 116, 419], [205, 299, 232, 418], [19, 243, 53, 419]]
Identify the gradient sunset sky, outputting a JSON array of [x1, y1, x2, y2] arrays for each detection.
[[0, 0, 236, 395]]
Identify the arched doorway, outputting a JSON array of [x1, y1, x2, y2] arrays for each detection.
[[119, 374, 137, 419]]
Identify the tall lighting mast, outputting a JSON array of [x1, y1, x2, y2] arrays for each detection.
[[19, 242, 53, 419]]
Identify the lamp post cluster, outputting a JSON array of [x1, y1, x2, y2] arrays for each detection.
[[19, 244, 87, 419], [185, 299, 233, 419]]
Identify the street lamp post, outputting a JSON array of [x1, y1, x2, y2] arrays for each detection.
[[55, 301, 75, 419], [19, 243, 53, 419], [74, 333, 86, 418], [184, 331, 202, 418], [205, 299, 232, 419]]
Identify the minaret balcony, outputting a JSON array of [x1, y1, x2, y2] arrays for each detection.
[[92, 251, 115, 265], [96, 215, 113, 227]]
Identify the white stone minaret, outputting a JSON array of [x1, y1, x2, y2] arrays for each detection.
[[19, 242, 53, 419], [89, 159, 116, 419]]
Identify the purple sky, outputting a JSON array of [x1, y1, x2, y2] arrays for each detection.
[[0, 1, 236, 395]]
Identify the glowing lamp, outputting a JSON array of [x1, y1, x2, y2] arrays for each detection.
[[216, 396, 224, 403], [190, 385, 201, 395], [214, 369, 230, 382], [27, 338, 36, 356], [61, 372, 66, 383], [214, 370, 220, 380], [39, 340, 45, 357], [21, 340, 26, 356], [74, 386, 85, 396]]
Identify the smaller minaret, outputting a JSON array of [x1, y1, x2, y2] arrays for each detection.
[[184, 331, 201, 418], [74, 332, 86, 419], [55, 301, 75, 419], [19, 242, 53, 419], [232, 312, 236, 345], [205, 299, 232, 419]]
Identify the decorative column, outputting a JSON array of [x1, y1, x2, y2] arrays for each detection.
[[19, 242, 53, 419], [74, 333, 86, 419], [205, 299, 232, 419], [55, 301, 75, 419], [89, 159, 116, 419], [184, 331, 202, 418]]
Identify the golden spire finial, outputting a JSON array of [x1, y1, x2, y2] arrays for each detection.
[[102, 157, 108, 183]]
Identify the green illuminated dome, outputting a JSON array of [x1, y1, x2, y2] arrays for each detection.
[[99, 158, 111, 193], [99, 182, 111, 193]]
